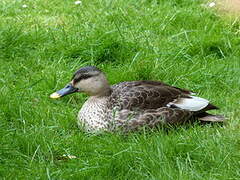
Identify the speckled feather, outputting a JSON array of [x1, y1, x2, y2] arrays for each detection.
[[108, 81, 192, 110]]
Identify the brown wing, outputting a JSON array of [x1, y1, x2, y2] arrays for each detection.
[[109, 107, 194, 132], [109, 80, 192, 111]]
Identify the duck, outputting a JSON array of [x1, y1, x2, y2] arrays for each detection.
[[50, 66, 225, 132]]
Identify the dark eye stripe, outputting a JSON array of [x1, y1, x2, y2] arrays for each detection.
[[73, 74, 93, 83]]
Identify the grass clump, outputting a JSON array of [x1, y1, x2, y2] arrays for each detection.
[[0, 0, 240, 179]]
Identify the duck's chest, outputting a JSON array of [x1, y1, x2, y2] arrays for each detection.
[[77, 97, 110, 131]]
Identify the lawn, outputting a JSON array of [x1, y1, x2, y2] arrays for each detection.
[[0, 0, 240, 179]]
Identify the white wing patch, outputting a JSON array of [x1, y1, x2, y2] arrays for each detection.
[[167, 96, 209, 111]]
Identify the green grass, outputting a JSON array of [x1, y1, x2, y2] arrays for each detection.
[[0, 0, 240, 179]]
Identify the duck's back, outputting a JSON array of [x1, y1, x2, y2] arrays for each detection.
[[108, 80, 195, 111]]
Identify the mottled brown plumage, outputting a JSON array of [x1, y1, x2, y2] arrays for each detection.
[[109, 81, 193, 110], [50, 66, 225, 132]]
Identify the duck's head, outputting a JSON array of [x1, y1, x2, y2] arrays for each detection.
[[50, 66, 110, 98]]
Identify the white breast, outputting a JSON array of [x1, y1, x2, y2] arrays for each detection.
[[77, 96, 109, 131]]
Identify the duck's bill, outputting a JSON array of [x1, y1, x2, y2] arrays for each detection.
[[50, 84, 78, 99]]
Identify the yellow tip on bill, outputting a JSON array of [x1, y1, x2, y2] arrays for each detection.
[[50, 92, 61, 99]]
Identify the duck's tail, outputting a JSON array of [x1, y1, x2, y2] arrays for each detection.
[[197, 112, 226, 122]]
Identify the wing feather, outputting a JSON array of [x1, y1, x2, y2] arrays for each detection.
[[109, 81, 191, 110]]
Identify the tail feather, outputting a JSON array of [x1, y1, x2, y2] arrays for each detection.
[[198, 114, 226, 122], [203, 103, 219, 111]]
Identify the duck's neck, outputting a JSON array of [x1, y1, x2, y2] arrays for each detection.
[[95, 87, 112, 97]]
